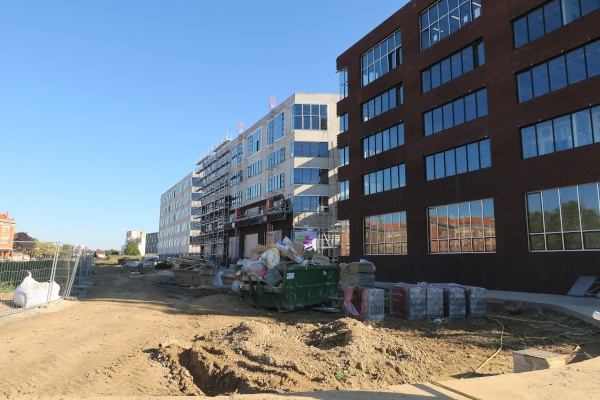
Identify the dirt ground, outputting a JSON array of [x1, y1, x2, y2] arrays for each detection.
[[0, 266, 598, 398]]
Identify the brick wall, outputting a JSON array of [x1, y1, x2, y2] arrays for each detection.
[[335, 0, 600, 294]]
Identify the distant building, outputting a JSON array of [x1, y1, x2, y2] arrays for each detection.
[[121, 231, 149, 255], [95, 250, 106, 258], [145, 232, 158, 255], [157, 172, 199, 259], [0, 212, 16, 259]]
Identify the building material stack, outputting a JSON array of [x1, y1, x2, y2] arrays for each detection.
[[339, 263, 359, 288]]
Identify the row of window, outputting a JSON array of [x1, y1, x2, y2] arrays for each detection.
[[429, 199, 496, 253], [266, 173, 285, 193], [361, 29, 402, 86], [426, 139, 491, 181], [290, 141, 328, 158], [422, 41, 485, 93], [246, 183, 261, 200], [340, 220, 350, 256], [267, 112, 285, 145], [247, 128, 262, 158], [293, 196, 328, 212], [230, 171, 242, 187], [232, 143, 244, 166], [514, 0, 599, 48], [424, 88, 488, 136], [340, 68, 348, 99], [266, 147, 285, 169], [292, 104, 328, 131], [340, 113, 348, 133], [362, 85, 403, 122], [363, 164, 406, 195], [362, 123, 404, 158], [521, 105, 600, 159], [340, 180, 349, 201], [247, 160, 262, 178], [340, 146, 349, 167], [527, 182, 600, 251], [159, 221, 193, 239], [518, 39, 600, 103], [291, 168, 329, 185], [364, 212, 407, 255], [421, 0, 482, 51], [158, 236, 190, 249]]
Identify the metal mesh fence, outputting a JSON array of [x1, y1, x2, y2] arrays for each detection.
[[0, 241, 83, 315], [75, 253, 94, 285]]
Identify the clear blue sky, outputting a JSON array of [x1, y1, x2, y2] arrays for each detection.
[[1, 0, 409, 250]]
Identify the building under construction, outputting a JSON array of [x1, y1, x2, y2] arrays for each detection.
[[191, 93, 341, 265]]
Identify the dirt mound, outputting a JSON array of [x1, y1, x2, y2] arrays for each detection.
[[161, 318, 439, 396]]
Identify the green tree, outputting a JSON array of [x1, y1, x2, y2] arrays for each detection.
[[93, 251, 98, 258], [124, 240, 141, 256]]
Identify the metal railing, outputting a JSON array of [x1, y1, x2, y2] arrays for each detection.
[[0, 241, 83, 316]]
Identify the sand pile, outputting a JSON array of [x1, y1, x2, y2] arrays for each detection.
[[160, 318, 442, 396]]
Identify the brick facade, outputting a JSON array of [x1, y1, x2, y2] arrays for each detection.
[[336, 0, 600, 294]]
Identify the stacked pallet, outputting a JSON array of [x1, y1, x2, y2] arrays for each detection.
[[340, 263, 359, 288], [351, 262, 375, 288]]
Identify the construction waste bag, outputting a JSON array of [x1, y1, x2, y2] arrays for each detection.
[[260, 248, 280, 267], [13, 272, 60, 308], [213, 273, 223, 286]]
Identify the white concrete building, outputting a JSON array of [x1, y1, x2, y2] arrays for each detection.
[[157, 172, 200, 259]]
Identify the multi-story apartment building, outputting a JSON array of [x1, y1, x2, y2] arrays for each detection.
[[0, 212, 16, 259], [336, 0, 600, 294], [145, 232, 158, 255], [157, 172, 200, 259], [192, 93, 340, 265], [122, 231, 149, 255]]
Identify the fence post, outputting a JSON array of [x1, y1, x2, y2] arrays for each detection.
[[65, 247, 83, 298], [46, 242, 61, 304]]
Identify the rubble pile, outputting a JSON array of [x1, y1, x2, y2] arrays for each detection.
[[236, 237, 331, 287]]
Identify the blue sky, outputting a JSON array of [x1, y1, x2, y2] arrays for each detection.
[[1, 0, 409, 250]]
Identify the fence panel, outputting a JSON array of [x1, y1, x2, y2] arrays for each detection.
[[0, 241, 82, 316]]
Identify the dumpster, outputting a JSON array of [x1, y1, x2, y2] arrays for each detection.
[[239, 264, 340, 312]]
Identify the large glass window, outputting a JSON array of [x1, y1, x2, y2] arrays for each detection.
[[422, 40, 485, 93], [362, 123, 405, 158], [521, 104, 600, 159], [267, 112, 285, 145], [340, 220, 350, 256], [231, 142, 244, 166], [291, 168, 329, 184], [340, 146, 349, 166], [246, 160, 262, 178], [246, 183, 261, 200], [292, 104, 328, 130], [517, 38, 600, 102], [291, 141, 329, 157], [293, 196, 328, 212], [363, 164, 406, 195], [364, 212, 407, 255], [362, 86, 403, 122], [426, 139, 491, 181], [266, 173, 285, 193], [247, 128, 262, 157], [362, 29, 402, 86], [424, 88, 488, 136], [527, 182, 600, 251], [429, 199, 496, 253], [266, 147, 285, 168], [421, 0, 482, 52], [514, 0, 599, 48], [340, 180, 349, 201], [339, 68, 348, 99], [340, 113, 348, 133]]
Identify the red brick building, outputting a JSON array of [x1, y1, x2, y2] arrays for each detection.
[[336, 0, 600, 294], [0, 212, 16, 259]]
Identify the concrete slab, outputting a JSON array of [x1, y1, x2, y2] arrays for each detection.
[[486, 290, 600, 328], [374, 282, 600, 328]]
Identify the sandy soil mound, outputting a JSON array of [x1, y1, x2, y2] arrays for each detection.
[[162, 318, 448, 396]]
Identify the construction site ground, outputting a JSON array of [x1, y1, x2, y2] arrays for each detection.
[[1, 265, 599, 398]]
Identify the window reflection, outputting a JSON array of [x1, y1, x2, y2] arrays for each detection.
[[364, 212, 407, 255], [429, 199, 496, 253]]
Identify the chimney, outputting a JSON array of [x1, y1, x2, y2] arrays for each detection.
[[5, 212, 8, 218]]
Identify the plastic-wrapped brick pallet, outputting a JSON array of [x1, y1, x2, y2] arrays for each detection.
[[344, 287, 384, 322], [391, 283, 427, 319], [465, 286, 487, 317], [425, 287, 444, 318], [442, 286, 467, 318]]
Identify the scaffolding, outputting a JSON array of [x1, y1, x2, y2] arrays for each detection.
[[191, 133, 232, 265]]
